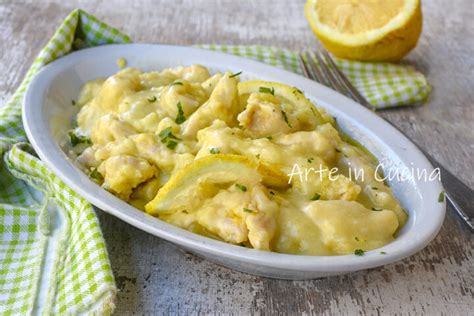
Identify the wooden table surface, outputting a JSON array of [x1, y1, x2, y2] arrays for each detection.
[[1, 1, 473, 314]]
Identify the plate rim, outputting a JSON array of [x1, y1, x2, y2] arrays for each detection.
[[22, 43, 445, 273]]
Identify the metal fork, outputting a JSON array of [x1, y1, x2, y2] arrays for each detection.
[[299, 49, 474, 232]]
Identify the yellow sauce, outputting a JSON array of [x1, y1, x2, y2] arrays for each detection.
[[72, 65, 407, 255]]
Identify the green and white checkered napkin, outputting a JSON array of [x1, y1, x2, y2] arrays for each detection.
[[0, 8, 430, 315]]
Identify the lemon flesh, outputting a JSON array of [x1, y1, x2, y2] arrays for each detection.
[[305, 0, 422, 61], [145, 154, 289, 215]]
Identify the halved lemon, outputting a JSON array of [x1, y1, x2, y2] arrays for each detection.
[[304, 0, 422, 61], [145, 154, 289, 216]]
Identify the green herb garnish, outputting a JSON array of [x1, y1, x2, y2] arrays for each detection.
[[175, 102, 186, 124], [182, 210, 189, 214], [170, 81, 183, 86], [307, 158, 314, 163], [166, 140, 178, 150], [311, 193, 321, 201], [90, 168, 103, 183], [209, 147, 220, 154], [158, 127, 179, 141], [147, 96, 157, 103], [266, 136, 273, 140], [256, 154, 261, 159], [235, 184, 247, 192], [354, 249, 364, 256], [355, 237, 359, 241], [281, 110, 292, 127], [293, 88, 303, 94], [269, 191, 275, 195], [372, 187, 378, 190], [335, 148, 341, 153], [243, 208, 255, 213], [259, 86, 275, 95], [69, 131, 91, 147], [159, 127, 180, 150], [71, 100, 76, 106], [438, 191, 445, 202], [371, 207, 382, 211], [380, 251, 386, 255], [229, 71, 242, 78]]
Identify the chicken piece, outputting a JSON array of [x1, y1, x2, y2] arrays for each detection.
[[90, 115, 137, 146], [159, 80, 208, 120], [182, 73, 241, 138], [237, 92, 292, 138], [94, 138, 137, 161], [195, 184, 278, 250], [139, 64, 211, 89], [95, 68, 142, 113], [273, 124, 340, 163], [76, 146, 101, 169], [245, 186, 278, 250], [98, 155, 156, 201], [201, 73, 224, 95], [129, 178, 162, 210], [175, 64, 211, 83], [303, 200, 399, 254]]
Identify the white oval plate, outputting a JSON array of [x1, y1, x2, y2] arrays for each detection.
[[23, 44, 445, 279]]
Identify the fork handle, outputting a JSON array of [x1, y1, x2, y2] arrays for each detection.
[[423, 151, 474, 231], [382, 118, 474, 232]]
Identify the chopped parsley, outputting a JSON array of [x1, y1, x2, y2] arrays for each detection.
[[170, 81, 183, 86], [293, 88, 303, 94], [175, 102, 186, 124], [372, 187, 378, 190], [235, 184, 247, 192], [380, 251, 387, 255], [335, 148, 341, 153], [281, 110, 292, 127], [243, 208, 255, 213], [307, 157, 314, 163], [182, 210, 189, 214], [209, 147, 220, 154], [89, 168, 103, 183], [256, 154, 261, 159], [147, 96, 157, 103], [158, 127, 179, 141], [269, 191, 275, 196], [310, 193, 321, 201], [159, 127, 180, 150], [266, 136, 273, 140], [354, 249, 365, 256], [69, 131, 91, 147], [438, 191, 445, 203], [355, 237, 359, 241], [166, 140, 178, 150], [371, 207, 382, 211], [71, 100, 76, 106], [259, 86, 275, 95], [229, 71, 242, 78]]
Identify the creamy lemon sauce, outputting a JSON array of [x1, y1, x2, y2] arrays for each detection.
[[71, 65, 407, 255]]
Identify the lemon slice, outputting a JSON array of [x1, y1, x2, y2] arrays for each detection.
[[304, 0, 422, 61], [238, 80, 333, 125], [145, 154, 289, 215]]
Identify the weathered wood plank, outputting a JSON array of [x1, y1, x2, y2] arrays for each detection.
[[1, 0, 473, 314]]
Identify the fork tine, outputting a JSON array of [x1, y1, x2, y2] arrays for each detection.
[[302, 51, 328, 85], [298, 54, 313, 80], [313, 51, 348, 95], [320, 49, 375, 110]]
